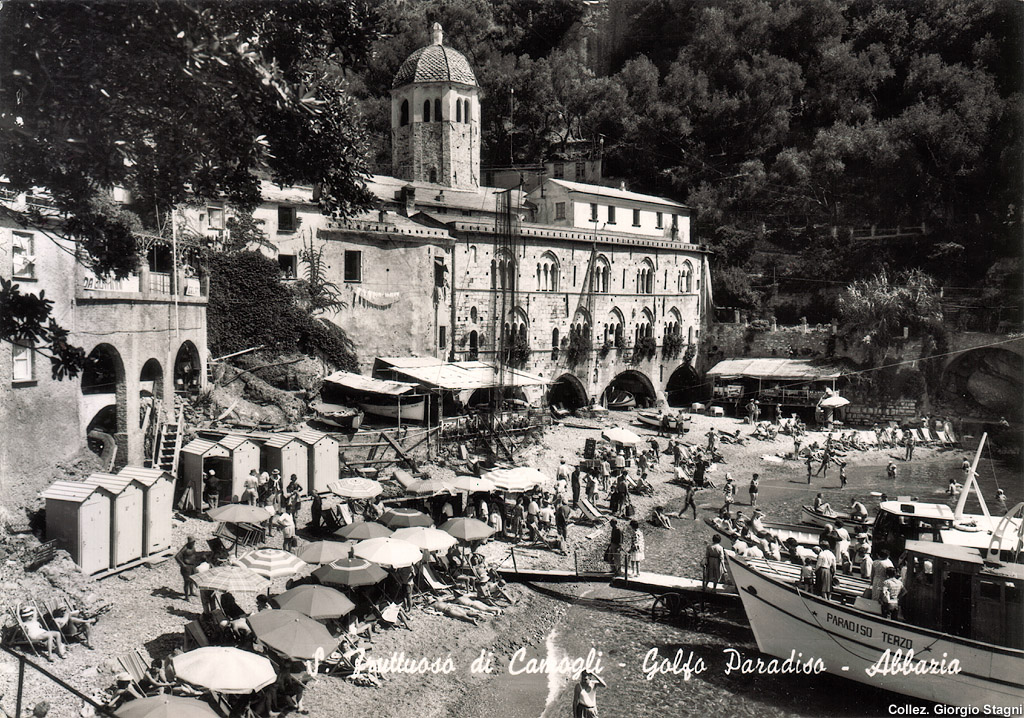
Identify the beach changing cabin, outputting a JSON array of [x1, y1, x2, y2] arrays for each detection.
[[263, 433, 309, 494], [40, 481, 112, 576], [180, 438, 231, 511], [117, 466, 174, 556], [81, 472, 144, 569], [217, 434, 261, 502], [292, 429, 339, 495]]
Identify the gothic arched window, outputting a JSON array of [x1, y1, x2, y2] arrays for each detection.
[[456, 100, 462, 123], [400, 100, 409, 126], [434, 98, 442, 122], [423, 100, 431, 123]]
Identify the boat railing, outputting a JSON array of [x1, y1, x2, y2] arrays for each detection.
[[986, 501, 1024, 564]]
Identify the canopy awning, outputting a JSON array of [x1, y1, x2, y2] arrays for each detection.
[[323, 370, 419, 396], [706, 358, 845, 382], [373, 357, 550, 391]]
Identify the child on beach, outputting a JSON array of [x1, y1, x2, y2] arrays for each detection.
[[628, 520, 645, 577]]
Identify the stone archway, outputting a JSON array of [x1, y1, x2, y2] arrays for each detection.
[[140, 358, 164, 401], [548, 373, 589, 411], [82, 343, 127, 464], [603, 370, 656, 409], [941, 347, 1023, 419], [666, 363, 702, 407], [174, 341, 201, 394]]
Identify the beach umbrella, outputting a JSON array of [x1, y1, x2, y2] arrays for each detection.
[[312, 557, 387, 588], [295, 541, 354, 565], [450, 475, 496, 493], [329, 478, 383, 499], [271, 584, 356, 620], [247, 609, 337, 660], [481, 467, 542, 492], [238, 548, 307, 580], [406, 478, 454, 497], [115, 695, 220, 718], [335, 521, 392, 540], [172, 647, 277, 694], [392, 526, 458, 553], [439, 517, 495, 542], [819, 395, 850, 408], [207, 504, 272, 524], [380, 507, 433, 528], [352, 537, 423, 568], [192, 565, 270, 594], [601, 427, 642, 446]]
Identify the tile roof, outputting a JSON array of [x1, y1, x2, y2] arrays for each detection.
[[393, 45, 477, 88]]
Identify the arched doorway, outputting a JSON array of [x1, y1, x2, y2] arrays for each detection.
[[548, 373, 588, 411], [82, 343, 127, 464], [174, 341, 201, 394], [140, 358, 164, 401], [139, 358, 164, 461], [603, 370, 656, 409], [666, 363, 702, 407], [941, 348, 1023, 419]]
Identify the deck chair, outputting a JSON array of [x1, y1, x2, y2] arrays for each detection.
[[920, 428, 935, 444], [182, 619, 212, 651], [577, 498, 605, 524], [4, 605, 42, 657], [860, 431, 878, 447], [417, 564, 453, 597], [371, 603, 411, 631], [116, 648, 153, 696], [934, 430, 952, 446]]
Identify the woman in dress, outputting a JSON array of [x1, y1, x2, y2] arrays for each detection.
[[572, 670, 607, 718], [628, 520, 645, 577], [703, 534, 726, 592]]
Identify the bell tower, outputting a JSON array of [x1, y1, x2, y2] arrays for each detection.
[[390, 23, 480, 189]]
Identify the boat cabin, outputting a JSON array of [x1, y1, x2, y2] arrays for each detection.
[[900, 540, 1023, 650], [872, 501, 955, 558]]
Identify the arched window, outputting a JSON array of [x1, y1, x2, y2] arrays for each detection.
[[423, 100, 431, 123], [539, 251, 559, 292], [400, 100, 409, 126], [679, 262, 693, 293], [456, 100, 462, 123], [434, 98, 441, 122], [592, 257, 610, 293], [469, 330, 479, 359], [429, 167, 438, 183], [464, 99, 471, 123], [551, 328, 560, 359], [469, 245, 477, 264], [608, 308, 625, 348], [470, 306, 478, 323], [638, 258, 655, 294]]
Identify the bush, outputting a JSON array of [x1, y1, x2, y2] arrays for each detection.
[[566, 331, 592, 366], [506, 333, 531, 367], [298, 317, 359, 372], [662, 332, 684, 359], [634, 335, 657, 362]]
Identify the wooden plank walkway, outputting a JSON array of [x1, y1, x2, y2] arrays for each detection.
[[611, 571, 740, 603]]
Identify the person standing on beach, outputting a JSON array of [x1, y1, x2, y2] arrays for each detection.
[[723, 475, 736, 512], [175, 536, 200, 600], [571, 465, 581, 508], [628, 520, 645, 577], [703, 534, 726, 591], [572, 670, 606, 718], [805, 454, 814, 484], [604, 520, 623, 575], [996, 489, 1007, 514], [748, 474, 759, 506], [681, 482, 698, 519], [904, 430, 915, 461], [838, 461, 848, 489]]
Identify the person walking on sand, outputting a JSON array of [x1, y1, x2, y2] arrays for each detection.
[[573, 670, 606, 718], [703, 534, 726, 592], [628, 520, 645, 577], [805, 453, 814, 484], [681, 482, 698, 520]]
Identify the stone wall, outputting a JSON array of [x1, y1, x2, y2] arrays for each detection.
[[703, 320, 835, 368]]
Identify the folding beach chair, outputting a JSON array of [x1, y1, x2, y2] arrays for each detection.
[[934, 430, 952, 446], [4, 604, 42, 657], [920, 428, 935, 445], [417, 564, 453, 598], [577, 498, 605, 524], [371, 603, 411, 631], [116, 647, 154, 696]]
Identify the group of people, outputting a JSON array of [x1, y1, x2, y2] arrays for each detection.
[[603, 518, 646, 577], [14, 603, 95, 663]]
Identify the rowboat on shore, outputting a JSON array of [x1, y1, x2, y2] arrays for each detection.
[[606, 391, 636, 410], [801, 505, 874, 529], [311, 402, 364, 430], [704, 516, 823, 551], [358, 395, 426, 422], [637, 410, 690, 432]]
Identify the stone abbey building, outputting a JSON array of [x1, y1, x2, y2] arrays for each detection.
[[199, 24, 711, 410]]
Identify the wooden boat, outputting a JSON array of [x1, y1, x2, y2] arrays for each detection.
[[637, 410, 690, 432], [728, 512, 1024, 708], [358, 396, 426, 421], [606, 391, 636, 410], [704, 516, 823, 550], [311, 402, 363, 430], [801, 504, 874, 529]]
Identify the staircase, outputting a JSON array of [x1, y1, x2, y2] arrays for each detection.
[[153, 406, 184, 475]]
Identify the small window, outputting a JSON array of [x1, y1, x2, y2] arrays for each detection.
[[671, 214, 679, 233], [632, 208, 641, 227], [978, 580, 1001, 601], [555, 202, 566, 220], [554, 163, 564, 179], [277, 205, 297, 233], [456, 100, 462, 123], [278, 254, 297, 279], [423, 100, 431, 123], [344, 250, 362, 283], [464, 99, 471, 123], [429, 168, 438, 183], [439, 325, 447, 349], [434, 98, 441, 122], [656, 212, 663, 229], [575, 161, 586, 180], [400, 99, 409, 126], [208, 206, 225, 230], [12, 231, 35, 279], [590, 203, 598, 221], [12, 341, 34, 383], [435, 206, 447, 214], [434, 258, 447, 288], [607, 206, 616, 224]]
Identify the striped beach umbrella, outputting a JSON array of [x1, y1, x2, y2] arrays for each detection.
[[380, 507, 433, 528], [450, 475, 497, 493], [406, 478, 454, 497], [238, 548, 307, 580], [329, 478, 383, 499], [312, 557, 387, 588], [192, 565, 270, 594], [115, 695, 220, 718]]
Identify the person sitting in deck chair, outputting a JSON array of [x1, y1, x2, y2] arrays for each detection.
[[49, 604, 95, 649], [18, 606, 66, 662], [651, 506, 673, 530]]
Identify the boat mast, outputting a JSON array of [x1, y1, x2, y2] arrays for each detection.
[[954, 432, 990, 520]]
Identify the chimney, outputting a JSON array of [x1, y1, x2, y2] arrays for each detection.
[[400, 185, 416, 217], [619, 181, 626, 191]]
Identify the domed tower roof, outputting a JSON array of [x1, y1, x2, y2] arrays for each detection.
[[392, 23, 477, 89]]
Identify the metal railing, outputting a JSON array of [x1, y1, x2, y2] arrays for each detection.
[[0, 643, 115, 717]]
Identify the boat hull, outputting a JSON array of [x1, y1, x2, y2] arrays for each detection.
[[704, 517, 823, 549], [637, 412, 675, 430], [727, 555, 1024, 708], [801, 505, 872, 529], [358, 398, 426, 421]]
